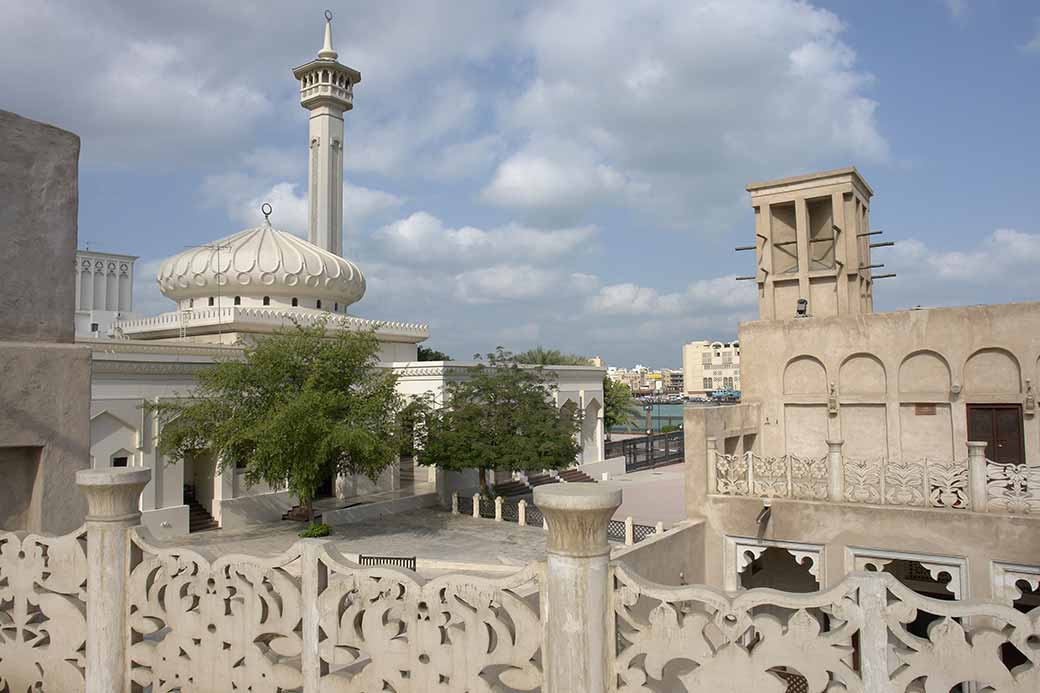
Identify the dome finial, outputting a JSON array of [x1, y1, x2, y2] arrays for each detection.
[[318, 10, 338, 61], [261, 202, 273, 225]]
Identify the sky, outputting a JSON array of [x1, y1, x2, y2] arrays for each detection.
[[3, 0, 1038, 368]]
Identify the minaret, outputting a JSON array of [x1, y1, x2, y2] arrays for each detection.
[[292, 11, 361, 257]]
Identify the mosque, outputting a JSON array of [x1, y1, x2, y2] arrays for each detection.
[[81, 15, 606, 537]]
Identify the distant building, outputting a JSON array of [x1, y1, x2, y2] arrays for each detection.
[[74, 250, 137, 337], [682, 340, 740, 397]]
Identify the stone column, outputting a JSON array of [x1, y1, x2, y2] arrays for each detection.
[[76, 467, 151, 693], [827, 439, 844, 502], [705, 436, 718, 494], [535, 484, 622, 693], [967, 441, 988, 513]]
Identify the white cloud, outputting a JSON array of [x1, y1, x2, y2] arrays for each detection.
[[944, 0, 968, 20], [481, 150, 645, 219], [1023, 19, 1040, 53], [586, 276, 756, 316], [483, 0, 887, 226], [882, 228, 1040, 309], [373, 212, 598, 269]]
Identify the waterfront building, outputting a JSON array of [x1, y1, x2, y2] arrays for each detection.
[[682, 339, 741, 397]]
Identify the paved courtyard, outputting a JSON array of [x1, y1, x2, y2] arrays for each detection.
[[161, 507, 548, 568], [601, 463, 686, 526]]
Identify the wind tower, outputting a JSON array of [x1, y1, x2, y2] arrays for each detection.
[[292, 11, 361, 257]]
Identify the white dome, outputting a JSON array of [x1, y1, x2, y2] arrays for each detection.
[[157, 222, 365, 307]]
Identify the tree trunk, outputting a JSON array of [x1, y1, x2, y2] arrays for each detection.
[[303, 498, 314, 525], [479, 468, 490, 497]]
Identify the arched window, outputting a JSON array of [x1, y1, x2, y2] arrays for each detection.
[[316, 299, 322, 310], [233, 296, 241, 306], [291, 297, 298, 307], [262, 296, 270, 306]]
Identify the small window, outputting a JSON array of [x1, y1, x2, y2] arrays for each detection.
[[234, 296, 241, 306], [262, 296, 270, 306], [703, 378, 713, 389], [112, 456, 128, 468], [334, 302, 339, 312], [208, 297, 215, 306], [291, 297, 298, 307], [189, 299, 194, 308], [316, 299, 322, 310], [90, 322, 99, 332]]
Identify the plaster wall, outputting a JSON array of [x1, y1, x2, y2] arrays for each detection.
[[612, 520, 706, 586], [0, 112, 90, 533], [739, 302, 1040, 464], [698, 495, 1040, 600]]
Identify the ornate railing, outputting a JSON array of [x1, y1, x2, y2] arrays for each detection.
[[612, 564, 1040, 691], [708, 439, 1040, 514], [1, 471, 1037, 692], [0, 527, 88, 692], [452, 492, 660, 545]]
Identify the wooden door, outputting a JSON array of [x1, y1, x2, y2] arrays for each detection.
[[967, 404, 1024, 464]]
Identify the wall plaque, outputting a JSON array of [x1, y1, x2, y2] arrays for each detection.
[[915, 403, 937, 416]]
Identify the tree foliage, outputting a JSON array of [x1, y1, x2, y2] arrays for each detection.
[[603, 376, 637, 433], [151, 321, 405, 520], [417, 345, 453, 361], [417, 348, 581, 494], [512, 346, 590, 366]]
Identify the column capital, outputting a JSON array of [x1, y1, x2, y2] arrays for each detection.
[[535, 485, 621, 558], [76, 468, 150, 523]]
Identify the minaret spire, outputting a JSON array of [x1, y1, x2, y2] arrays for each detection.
[[318, 10, 338, 61], [292, 12, 361, 258]]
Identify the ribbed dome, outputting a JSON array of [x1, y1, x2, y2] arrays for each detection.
[[157, 222, 365, 307]]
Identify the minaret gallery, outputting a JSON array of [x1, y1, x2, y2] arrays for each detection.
[[292, 11, 361, 258]]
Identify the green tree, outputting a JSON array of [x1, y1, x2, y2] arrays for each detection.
[[418, 348, 581, 495], [417, 345, 453, 361], [152, 321, 405, 523], [602, 376, 637, 439], [513, 346, 590, 366]]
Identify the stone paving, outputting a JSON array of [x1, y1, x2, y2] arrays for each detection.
[[163, 507, 548, 567]]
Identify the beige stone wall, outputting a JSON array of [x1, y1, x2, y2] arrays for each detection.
[[0, 111, 90, 533], [739, 301, 1040, 463]]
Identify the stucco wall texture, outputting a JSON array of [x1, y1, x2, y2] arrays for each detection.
[[0, 110, 90, 533]]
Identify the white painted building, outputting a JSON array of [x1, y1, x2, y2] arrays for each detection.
[[74, 250, 137, 337], [682, 339, 741, 397], [84, 16, 605, 537]]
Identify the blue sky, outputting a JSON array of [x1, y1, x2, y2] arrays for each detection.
[[4, 0, 1038, 367]]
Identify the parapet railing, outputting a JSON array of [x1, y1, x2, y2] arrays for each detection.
[[1, 469, 1036, 692], [451, 491, 663, 545], [605, 429, 685, 472], [707, 438, 1040, 514]]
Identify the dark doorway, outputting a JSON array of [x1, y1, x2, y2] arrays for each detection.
[[967, 404, 1024, 464]]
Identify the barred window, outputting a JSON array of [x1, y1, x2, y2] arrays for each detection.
[[703, 377, 713, 389]]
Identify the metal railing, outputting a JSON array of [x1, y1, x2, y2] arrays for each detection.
[[358, 554, 417, 571], [605, 430, 685, 472], [453, 493, 660, 545]]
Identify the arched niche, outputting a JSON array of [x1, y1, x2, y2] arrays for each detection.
[[839, 353, 887, 396], [898, 351, 951, 395], [783, 356, 827, 396], [964, 348, 1021, 395]]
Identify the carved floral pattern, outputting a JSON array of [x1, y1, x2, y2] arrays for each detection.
[[127, 532, 304, 692], [318, 550, 543, 692], [613, 563, 865, 692], [789, 455, 829, 500], [924, 459, 969, 509], [0, 528, 88, 692], [986, 461, 1040, 514], [752, 456, 790, 498], [715, 453, 749, 495], [844, 457, 884, 504], [884, 575, 1040, 691]]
